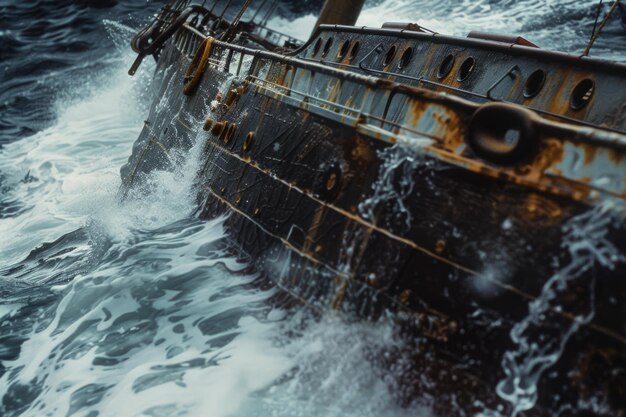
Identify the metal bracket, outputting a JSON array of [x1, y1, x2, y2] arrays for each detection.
[[486, 65, 520, 101]]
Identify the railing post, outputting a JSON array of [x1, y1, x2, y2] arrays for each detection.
[[248, 53, 260, 78], [182, 31, 190, 54], [224, 48, 234, 73], [236, 51, 244, 77], [287, 65, 295, 97]]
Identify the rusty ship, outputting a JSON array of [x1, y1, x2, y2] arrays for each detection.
[[121, 1, 626, 416]]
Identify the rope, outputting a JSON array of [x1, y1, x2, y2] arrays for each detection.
[[583, 0, 621, 56], [222, 0, 254, 41], [230, 0, 253, 28], [251, 0, 270, 23], [209, 0, 220, 14], [219, 0, 235, 19], [260, 0, 278, 27], [590, 0, 604, 39]]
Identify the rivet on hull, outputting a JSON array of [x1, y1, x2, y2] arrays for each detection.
[[243, 131, 255, 152]]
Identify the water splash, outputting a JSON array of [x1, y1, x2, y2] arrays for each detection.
[[481, 200, 625, 417], [0, 62, 148, 267], [0, 218, 293, 417], [2, 2, 625, 417], [1, 15, 428, 417], [358, 143, 422, 231], [356, 0, 626, 61], [241, 314, 431, 417]]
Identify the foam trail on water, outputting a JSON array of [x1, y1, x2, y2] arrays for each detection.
[[268, 0, 624, 61], [0, 17, 425, 417], [0, 216, 293, 417], [0, 44, 148, 267], [357, 0, 625, 60], [3, 2, 624, 416], [237, 315, 431, 417]]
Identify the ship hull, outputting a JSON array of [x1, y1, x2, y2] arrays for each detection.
[[122, 39, 626, 417]]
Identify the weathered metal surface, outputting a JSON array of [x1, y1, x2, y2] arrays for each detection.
[[122, 8, 626, 417], [296, 27, 626, 199], [164, 23, 626, 203]]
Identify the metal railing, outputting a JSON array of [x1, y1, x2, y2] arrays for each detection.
[[251, 25, 302, 47], [174, 23, 626, 152], [175, 26, 441, 143]]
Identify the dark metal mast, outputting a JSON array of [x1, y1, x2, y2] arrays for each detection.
[[314, 0, 366, 28]]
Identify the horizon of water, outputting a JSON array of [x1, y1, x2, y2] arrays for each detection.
[[0, 1, 624, 416]]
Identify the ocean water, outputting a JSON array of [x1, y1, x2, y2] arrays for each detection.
[[0, 1, 624, 417]]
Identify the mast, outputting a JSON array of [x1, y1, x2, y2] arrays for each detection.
[[314, 0, 366, 29]]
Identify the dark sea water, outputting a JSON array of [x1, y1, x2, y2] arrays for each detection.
[[0, 1, 624, 416]]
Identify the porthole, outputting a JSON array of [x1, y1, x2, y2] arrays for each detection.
[[437, 54, 455, 79], [457, 57, 475, 82], [398, 47, 414, 69], [384, 45, 397, 66], [570, 78, 594, 110], [312, 38, 322, 56], [349, 41, 360, 61], [337, 39, 350, 59], [523, 69, 546, 98], [322, 37, 333, 58]]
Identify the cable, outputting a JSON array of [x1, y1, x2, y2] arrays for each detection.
[[583, 0, 621, 56], [223, 0, 254, 41], [260, 0, 278, 27], [251, 0, 270, 23], [219, 0, 235, 19]]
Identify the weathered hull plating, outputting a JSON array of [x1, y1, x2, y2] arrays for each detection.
[[123, 14, 626, 417]]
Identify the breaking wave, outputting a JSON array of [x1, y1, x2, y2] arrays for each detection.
[[0, 1, 624, 416]]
